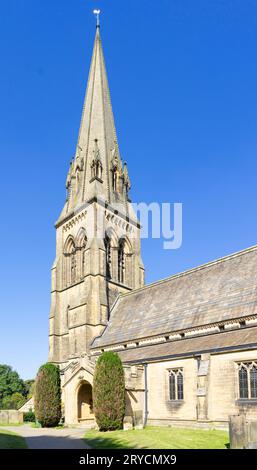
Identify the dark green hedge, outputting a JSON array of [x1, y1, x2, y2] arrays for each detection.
[[93, 352, 125, 431], [34, 363, 61, 428], [23, 410, 36, 422]]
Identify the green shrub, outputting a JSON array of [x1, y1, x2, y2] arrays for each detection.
[[34, 363, 61, 428], [93, 352, 125, 431], [23, 410, 36, 422]]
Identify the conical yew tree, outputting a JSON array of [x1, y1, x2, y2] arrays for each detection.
[[34, 363, 61, 427], [93, 352, 125, 431]]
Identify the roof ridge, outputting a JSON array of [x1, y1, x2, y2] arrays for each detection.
[[119, 243, 257, 299]]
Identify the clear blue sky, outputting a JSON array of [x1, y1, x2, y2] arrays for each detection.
[[1, 0, 257, 380]]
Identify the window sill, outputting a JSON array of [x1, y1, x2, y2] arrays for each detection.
[[236, 399, 257, 405], [168, 400, 184, 403]]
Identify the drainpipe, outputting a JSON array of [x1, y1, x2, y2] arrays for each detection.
[[143, 363, 148, 427]]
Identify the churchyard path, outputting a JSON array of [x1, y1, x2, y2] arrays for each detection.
[[3, 424, 91, 449]]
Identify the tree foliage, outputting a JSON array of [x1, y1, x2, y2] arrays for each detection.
[[93, 352, 125, 431], [34, 363, 61, 428], [24, 380, 35, 399], [2, 392, 26, 410], [0, 364, 26, 407]]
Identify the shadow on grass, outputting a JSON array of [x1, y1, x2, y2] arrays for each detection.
[[0, 431, 27, 449], [84, 435, 146, 449], [0, 432, 89, 449]]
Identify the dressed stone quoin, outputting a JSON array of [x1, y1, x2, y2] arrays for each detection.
[[49, 16, 257, 427]]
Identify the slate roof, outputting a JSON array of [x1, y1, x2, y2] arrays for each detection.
[[115, 326, 257, 363], [92, 245, 257, 349]]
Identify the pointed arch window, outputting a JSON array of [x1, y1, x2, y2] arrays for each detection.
[[169, 372, 176, 401], [81, 235, 87, 278], [238, 362, 257, 399], [104, 235, 112, 280], [63, 237, 76, 287], [239, 365, 248, 399], [250, 365, 257, 399], [118, 239, 125, 284], [177, 370, 184, 400], [75, 229, 87, 279], [168, 369, 184, 401]]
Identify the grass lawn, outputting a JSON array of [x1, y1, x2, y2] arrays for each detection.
[[84, 426, 229, 449], [0, 429, 27, 449]]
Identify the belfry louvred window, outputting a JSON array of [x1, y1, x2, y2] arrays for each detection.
[[118, 239, 125, 284], [168, 369, 184, 401], [70, 251, 76, 285], [105, 236, 111, 280], [238, 362, 257, 399]]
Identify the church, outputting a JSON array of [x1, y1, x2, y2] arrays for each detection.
[[48, 21, 257, 429]]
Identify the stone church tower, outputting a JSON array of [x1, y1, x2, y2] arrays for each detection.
[[48, 24, 145, 373]]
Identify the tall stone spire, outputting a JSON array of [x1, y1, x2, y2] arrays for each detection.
[[61, 23, 129, 218], [49, 18, 145, 378]]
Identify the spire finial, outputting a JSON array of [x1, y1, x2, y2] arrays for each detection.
[[93, 9, 101, 28]]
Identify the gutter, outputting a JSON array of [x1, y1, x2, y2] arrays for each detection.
[[120, 341, 257, 365]]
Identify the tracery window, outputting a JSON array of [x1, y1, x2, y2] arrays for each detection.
[[168, 369, 184, 401], [238, 362, 257, 399], [64, 230, 87, 287]]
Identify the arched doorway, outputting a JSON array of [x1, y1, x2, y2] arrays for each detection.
[[77, 382, 94, 422]]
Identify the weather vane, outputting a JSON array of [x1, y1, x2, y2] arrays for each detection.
[[93, 9, 101, 27]]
